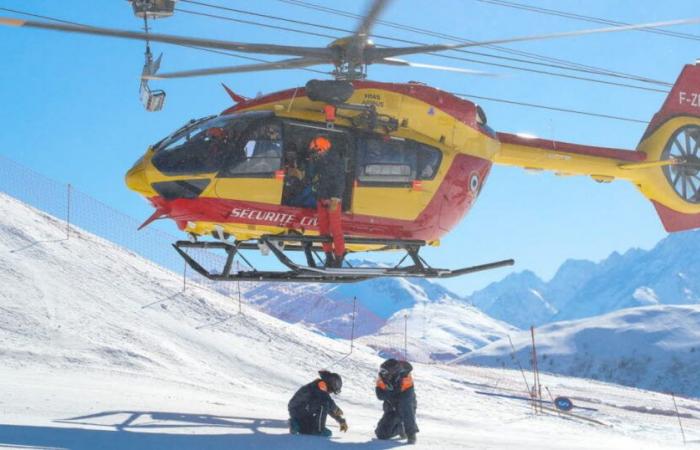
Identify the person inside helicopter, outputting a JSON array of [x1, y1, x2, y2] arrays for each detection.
[[308, 135, 346, 267], [204, 126, 229, 166], [230, 122, 283, 175], [282, 143, 317, 208]]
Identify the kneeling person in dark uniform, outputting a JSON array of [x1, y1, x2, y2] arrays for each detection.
[[375, 359, 418, 444], [288, 370, 349, 437]]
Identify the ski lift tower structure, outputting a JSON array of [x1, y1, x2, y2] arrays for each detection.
[[128, 0, 175, 111]]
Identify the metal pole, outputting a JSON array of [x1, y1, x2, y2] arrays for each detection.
[[530, 326, 542, 413], [349, 296, 356, 351], [66, 183, 71, 239], [403, 313, 408, 361], [671, 392, 687, 445], [237, 279, 242, 315], [182, 261, 187, 292]]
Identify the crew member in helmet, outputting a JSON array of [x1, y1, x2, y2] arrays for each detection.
[[374, 359, 418, 444], [308, 135, 346, 267], [288, 370, 349, 437]]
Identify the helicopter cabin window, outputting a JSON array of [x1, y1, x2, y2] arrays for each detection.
[[220, 121, 283, 177], [152, 115, 243, 176], [356, 137, 441, 186]]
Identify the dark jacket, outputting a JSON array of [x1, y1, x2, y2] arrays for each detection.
[[313, 148, 345, 200], [288, 379, 344, 423], [375, 361, 418, 438]]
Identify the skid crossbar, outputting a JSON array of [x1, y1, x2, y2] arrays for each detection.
[[173, 234, 514, 283]]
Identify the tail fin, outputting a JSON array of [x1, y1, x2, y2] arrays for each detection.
[[636, 62, 700, 232]]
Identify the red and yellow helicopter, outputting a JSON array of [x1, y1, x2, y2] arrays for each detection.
[[4, 1, 700, 283]]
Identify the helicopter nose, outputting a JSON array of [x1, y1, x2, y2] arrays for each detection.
[[125, 157, 154, 196]]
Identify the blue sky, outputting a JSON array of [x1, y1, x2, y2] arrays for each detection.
[[1, 0, 699, 295]]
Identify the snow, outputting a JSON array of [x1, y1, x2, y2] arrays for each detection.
[[0, 192, 698, 449], [359, 299, 516, 362], [458, 304, 700, 398], [633, 287, 660, 305]]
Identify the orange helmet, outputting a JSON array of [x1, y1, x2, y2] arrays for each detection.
[[206, 127, 225, 139], [309, 136, 331, 153]]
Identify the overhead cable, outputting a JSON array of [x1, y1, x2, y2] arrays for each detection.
[[0, 7, 330, 76], [178, 1, 669, 93], [476, 0, 700, 42], [274, 0, 671, 87], [455, 92, 648, 124]]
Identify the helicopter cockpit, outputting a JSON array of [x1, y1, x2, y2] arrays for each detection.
[[151, 111, 274, 176]]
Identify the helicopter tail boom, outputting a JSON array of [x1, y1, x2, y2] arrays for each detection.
[[494, 62, 700, 233]]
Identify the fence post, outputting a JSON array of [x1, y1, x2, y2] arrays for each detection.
[[66, 183, 72, 239], [403, 313, 408, 361], [182, 261, 187, 292]]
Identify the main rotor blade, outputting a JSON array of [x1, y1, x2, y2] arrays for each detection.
[[355, 0, 391, 39], [379, 58, 497, 76], [0, 17, 333, 58], [368, 16, 700, 60], [144, 57, 330, 79]]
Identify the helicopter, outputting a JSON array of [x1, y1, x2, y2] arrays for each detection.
[[3, 1, 700, 283]]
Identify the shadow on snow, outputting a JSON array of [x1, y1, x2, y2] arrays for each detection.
[[0, 410, 404, 450]]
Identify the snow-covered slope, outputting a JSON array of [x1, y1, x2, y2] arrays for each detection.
[[457, 304, 700, 398], [1, 192, 698, 449], [241, 265, 515, 359], [470, 231, 700, 327], [359, 299, 516, 362]]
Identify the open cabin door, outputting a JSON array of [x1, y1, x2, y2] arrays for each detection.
[[281, 120, 354, 212]]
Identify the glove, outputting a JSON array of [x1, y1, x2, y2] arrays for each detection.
[[339, 419, 348, 432]]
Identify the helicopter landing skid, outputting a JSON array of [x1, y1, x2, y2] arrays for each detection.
[[172, 234, 514, 283]]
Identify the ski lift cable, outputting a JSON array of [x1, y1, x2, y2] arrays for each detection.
[[277, 0, 672, 85], [0, 7, 659, 121], [179, 0, 671, 89], [476, 0, 700, 42], [2, 5, 668, 93], [0, 7, 330, 76], [272, 0, 672, 87], [180, 0, 636, 82], [454, 92, 649, 124]]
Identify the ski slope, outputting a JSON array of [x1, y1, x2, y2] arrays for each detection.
[[0, 193, 697, 449]]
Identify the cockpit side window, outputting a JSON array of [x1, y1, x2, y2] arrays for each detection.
[[219, 120, 283, 177], [152, 115, 242, 176]]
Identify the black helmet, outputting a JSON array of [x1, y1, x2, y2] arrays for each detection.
[[318, 370, 342, 394], [379, 358, 412, 382]]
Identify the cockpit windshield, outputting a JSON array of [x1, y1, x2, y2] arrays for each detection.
[[152, 112, 269, 176]]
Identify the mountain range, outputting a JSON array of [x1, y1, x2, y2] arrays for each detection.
[[469, 230, 700, 328], [457, 303, 700, 398]]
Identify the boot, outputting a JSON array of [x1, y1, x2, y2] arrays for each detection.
[[407, 433, 417, 445], [324, 252, 335, 268], [289, 418, 301, 435], [332, 252, 345, 268]]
